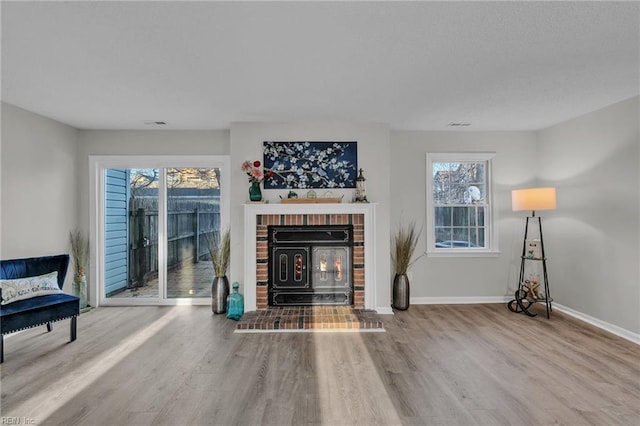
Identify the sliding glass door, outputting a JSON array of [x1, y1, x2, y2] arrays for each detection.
[[91, 156, 229, 306]]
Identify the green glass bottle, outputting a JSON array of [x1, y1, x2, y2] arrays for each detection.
[[226, 282, 244, 321]]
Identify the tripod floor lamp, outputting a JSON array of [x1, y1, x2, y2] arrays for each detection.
[[508, 187, 557, 318]]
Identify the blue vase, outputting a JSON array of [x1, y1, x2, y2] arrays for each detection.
[[226, 282, 244, 321], [249, 181, 262, 201]]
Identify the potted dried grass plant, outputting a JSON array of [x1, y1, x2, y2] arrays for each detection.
[[69, 228, 89, 309], [391, 221, 423, 310], [207, 228, 231, 314]]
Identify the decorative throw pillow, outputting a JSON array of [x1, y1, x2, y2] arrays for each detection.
[[0, 271, 63, 305]]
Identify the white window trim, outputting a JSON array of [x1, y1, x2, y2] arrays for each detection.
[[426, 152, 500, 257], [89, 155, 231, 307]]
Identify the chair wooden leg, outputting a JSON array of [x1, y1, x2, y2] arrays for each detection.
[[46, 322, 53, 332], [70, 317, 77, 342]]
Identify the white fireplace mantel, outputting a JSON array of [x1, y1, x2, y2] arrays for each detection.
[[243, 202, 377, 311]]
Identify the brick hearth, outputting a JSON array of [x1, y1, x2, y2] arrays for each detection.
[[235, 306, 384, 331]]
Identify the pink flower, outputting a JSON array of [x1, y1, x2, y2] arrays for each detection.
[[251, 168, 263, 180], [242, 159, 269, 183]]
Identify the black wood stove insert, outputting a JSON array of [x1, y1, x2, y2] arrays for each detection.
[[268, 225, 353, 306]]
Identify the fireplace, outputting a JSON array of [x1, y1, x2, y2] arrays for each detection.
[[243, 203, 377, 312], [268, 225, 353, 306]]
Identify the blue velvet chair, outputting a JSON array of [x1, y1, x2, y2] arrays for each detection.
[[0, 254, 80, 363]]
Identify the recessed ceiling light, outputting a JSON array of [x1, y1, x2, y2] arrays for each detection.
[[448, 122, 471, 127], [144, 121, 167, 126]]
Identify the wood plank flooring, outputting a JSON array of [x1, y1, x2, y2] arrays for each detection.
[[1, 304, 638, 425]]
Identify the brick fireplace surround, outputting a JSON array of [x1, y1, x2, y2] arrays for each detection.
[[243, 203, 377, 312], [257, 213, 363, 309]]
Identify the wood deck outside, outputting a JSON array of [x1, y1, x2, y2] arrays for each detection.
[[108, 260, 214, 299]]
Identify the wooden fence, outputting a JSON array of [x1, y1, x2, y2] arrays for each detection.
[[129, 199, 220, 287]]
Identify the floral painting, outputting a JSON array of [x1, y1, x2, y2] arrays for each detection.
[[263, 141, 358, 189]]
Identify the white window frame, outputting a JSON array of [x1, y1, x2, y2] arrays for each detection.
[[426, 152, 499, 257], [89, 155, 230, 307]]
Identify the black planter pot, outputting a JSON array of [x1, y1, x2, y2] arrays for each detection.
[[392, 273, 410, 310], [212, 275, 230, 314]]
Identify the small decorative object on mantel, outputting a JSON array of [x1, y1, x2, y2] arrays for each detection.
[[287, 190, 298, 199], [69, 228, 89, 309], [207, 228, 231, 314], [242, 160, 274, 202], [279, 194, 344, 204], [354, 168, 368, 203], [226, 282, 244, 321], [391, 220, 424, 310]]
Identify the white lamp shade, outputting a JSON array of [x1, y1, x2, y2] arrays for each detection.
[[512, 187, 557, 212]]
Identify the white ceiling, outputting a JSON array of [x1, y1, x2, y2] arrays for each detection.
[[2, 1, 639, 131]]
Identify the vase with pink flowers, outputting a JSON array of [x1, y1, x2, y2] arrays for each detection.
[[242, 160, 273, 202]]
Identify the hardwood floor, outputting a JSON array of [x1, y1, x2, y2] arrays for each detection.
[[1, 304, 638, 425]]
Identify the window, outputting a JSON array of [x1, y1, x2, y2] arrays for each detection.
[[426, 153, 498, 256]]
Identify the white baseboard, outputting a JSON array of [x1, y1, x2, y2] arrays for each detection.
[[375, 306, 394, 315], [553, 303, 640, 345]]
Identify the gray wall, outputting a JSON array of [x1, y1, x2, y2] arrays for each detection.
[[389, 130, 538, 300], [1, 103, 79, 291], [537, 96, 639, 333]]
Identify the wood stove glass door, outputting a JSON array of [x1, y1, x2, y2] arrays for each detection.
[[312, 247, 351, 290]]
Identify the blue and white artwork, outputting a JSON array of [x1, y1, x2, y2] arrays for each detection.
[[263, 141, 358, 189]]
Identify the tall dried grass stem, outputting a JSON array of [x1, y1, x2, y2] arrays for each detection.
[[207, 228, 231, 277], [69, 228, 89, 277], [391, 222, 423, 275]]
